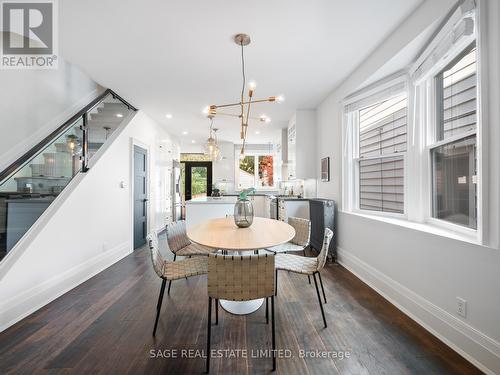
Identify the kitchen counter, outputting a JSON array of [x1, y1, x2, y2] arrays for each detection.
[[186, 197, 237, 204]]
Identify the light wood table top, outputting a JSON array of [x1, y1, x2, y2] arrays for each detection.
[[187, 217, 295, 251]]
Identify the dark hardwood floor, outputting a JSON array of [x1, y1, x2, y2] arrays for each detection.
[[0, 235, 482, 374]]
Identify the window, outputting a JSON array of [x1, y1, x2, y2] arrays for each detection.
[[357, 94, 408, 214], [342, 1, 482, 241], [430, 44, 477, 229], [237, 154, 274, 189]]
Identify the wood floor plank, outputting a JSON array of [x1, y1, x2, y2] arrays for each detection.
[[0, 239, 483, 375]]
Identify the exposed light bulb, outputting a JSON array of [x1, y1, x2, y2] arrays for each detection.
[[260, 114, 271, 123], [191, 140, 196, 144], [182, 131, 188, 135], [248, 81, 257, 90], [255, 131, 260, 135], [202, 106, 210, 115], [116, 113, 123, 118], [276, 95, 285, 103], [165, 113, 173, 119]]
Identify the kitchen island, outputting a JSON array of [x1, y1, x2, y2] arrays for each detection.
[[185, 196, 237, 228]]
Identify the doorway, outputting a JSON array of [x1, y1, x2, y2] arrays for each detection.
[[133, 145, 148, 249], [183, 161, 212, 201]]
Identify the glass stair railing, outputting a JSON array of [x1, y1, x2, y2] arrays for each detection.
[[0, 90, 136, 261]]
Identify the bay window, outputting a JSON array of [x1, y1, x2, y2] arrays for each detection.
[[342, 0, 482, 240]]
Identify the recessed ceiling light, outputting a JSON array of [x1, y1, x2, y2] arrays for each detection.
[[116, 113, 123, 118], [165, 113, 173, 119], [191, 140, 196, 143], [182, 131, 188, 135]]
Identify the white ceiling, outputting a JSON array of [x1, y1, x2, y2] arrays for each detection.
[[60, 0, 423, 146]]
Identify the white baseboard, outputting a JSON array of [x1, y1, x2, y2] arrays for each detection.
[[337, 247, 500, 375], [0, 242, 131, 333]]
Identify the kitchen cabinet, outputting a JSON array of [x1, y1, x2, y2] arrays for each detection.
[[286, 110, 316, 180]]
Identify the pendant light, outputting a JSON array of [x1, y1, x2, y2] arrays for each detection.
[[204, 116, 221, 161], [206, 33, 284, 158]]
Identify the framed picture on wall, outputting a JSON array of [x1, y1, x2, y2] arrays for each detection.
[[321, 157, 330, 182]]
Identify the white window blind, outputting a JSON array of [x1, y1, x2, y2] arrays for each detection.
[[437, 45, 477, 139], [358, 94, 408, 214]]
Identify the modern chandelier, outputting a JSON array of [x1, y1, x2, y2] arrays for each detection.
[[205, 33, 284, 159]]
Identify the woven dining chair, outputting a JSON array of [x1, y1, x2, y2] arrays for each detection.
[[266, 217, 312, 283], [266, 217, 311, 256], [165, 220, 216, 293], [146, 232, 208, 336], [275, 228, 333, 328], [206, 253, 276, 373]]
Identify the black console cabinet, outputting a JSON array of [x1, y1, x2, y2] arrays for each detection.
[[309, 199, 336, 261]]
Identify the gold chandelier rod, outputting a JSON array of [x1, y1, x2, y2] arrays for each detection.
[[209, 97, 280, 110]]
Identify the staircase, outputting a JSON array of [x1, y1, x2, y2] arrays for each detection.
[[0, 90, 136, 260]]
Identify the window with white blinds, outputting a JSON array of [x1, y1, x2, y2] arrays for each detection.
[[436, 44, 477, 140], [431, 42, 478, 229], [357, 94, 408, 214]]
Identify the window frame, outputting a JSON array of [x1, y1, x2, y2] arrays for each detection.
[[420, 41, 481, 239], [235, 151, 277, 191], [343, 79, 410, 219]]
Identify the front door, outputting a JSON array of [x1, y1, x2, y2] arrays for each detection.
[[184, 161, 212, 201], [133, 145, 148, 249]]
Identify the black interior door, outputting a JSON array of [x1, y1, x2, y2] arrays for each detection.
[[184, 161, 212, 201], [133, 145, 148, 249]]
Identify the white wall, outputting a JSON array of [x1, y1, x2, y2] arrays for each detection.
[[0, 111, 179, 331], [0, 58, 100, 171], [315, 1, 500, 373]]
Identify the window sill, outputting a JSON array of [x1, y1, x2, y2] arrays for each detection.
[[341, 210, 482, 246]]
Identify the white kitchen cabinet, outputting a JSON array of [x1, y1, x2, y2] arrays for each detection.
[[286, 110, 316, 180]]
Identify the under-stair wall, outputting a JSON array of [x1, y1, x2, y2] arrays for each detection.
[[0, 111, 179, 332]]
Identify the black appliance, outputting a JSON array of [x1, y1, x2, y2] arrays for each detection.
[[309, 199, 336, 261]]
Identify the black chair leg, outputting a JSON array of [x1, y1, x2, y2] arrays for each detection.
[[206, 297, 212, 373], [266, 297, 269, 324], [215, 299, 219, 325], [318, 272, 327, 304], [271, 295, 276, 371], [275, 269, 278, 296], [308, 275, 311, 284], [153, 279, 166, 336], [168, 254, 177, 294], [313, 272, 327, 328], [303, 249, 307, 257]]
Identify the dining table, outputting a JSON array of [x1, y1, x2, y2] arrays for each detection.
[[187, 217, 295, 315]]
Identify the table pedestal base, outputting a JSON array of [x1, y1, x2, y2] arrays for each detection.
[[219, 298, 264, 315]]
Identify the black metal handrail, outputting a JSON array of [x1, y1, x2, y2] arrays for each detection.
[[0, 89, 137, 183]]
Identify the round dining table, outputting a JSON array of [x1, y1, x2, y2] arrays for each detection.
[[187, 217, 295, 315]]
